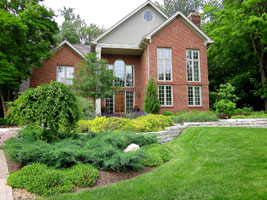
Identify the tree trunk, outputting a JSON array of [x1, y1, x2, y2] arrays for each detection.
[[0, 91, 6, 117]]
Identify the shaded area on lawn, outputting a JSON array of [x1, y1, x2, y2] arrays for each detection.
[[45, 127, 267, 200]]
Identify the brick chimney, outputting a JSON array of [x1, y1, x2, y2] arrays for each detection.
[[188, 12, 201, 28]]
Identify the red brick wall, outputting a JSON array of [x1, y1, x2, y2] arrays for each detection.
[[30, 45, 82, 88], [149, 17, 210, 113]]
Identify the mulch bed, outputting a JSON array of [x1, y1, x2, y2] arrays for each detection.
[[4, 151, 154, 200]]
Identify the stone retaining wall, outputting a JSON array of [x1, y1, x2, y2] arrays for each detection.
[[142, 118, 267, 143]]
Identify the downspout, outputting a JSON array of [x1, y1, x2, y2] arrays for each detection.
[[147, 43, 150, 81]]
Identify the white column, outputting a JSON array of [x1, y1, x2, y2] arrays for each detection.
[[95, 45, 102, 116]]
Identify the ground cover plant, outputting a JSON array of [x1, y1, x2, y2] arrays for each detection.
[[77, 114, 173, 133], [173, 110, 218, 123], [3, 128, 158, 171], [44, 127, 267, 200], [7, 163, 98, 196], [231, 111, 267, 119]]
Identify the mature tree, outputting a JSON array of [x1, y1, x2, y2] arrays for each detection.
[[203, 0, 267, 110], [144, 77, 161, 114], [57, 7, 104, 44], [0, 0, 58, 116], [155, 0, 204, 16], [72, 53, 117, 110]]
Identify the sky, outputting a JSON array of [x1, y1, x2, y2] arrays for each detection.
[[42, 0, 164, 29]]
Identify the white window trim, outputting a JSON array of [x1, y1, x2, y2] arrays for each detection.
[[158, 85, 173, 107], [109, 60, 135, 88], [56, 66, 75, 85], [125, 91, 135, 113], [157, 48, 173, 82], [186, 50, 201, 82], [187, 86, 202, 107]]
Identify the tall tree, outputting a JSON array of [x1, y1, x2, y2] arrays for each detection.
[[155, 0, 204, 16], [203, 0, 267, 110], [57, 7, 104, 44], [144, 77, 161, 114], [0, 0, 58, 116]]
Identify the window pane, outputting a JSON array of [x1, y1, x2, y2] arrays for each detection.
[[166, 86, 172, 105], [107, 64, 113, 71], [57, 67, 65, 83], [187, 61, 192, 81], [193, 51, 199, 59], [188, 86, 194, 105], [105, 95, 114, 114], [186, 50, 192, 59], [194, 87, 200, 105], [157, 48, 163, 59], [165, 60, 172, 81], [126, 91, 134, 113], [126, 65, 134, 87], [193, 61, 199, 81], [114, 60, 125, 87], [158, 60, 164, 80], [57, 66, 74, 85], [165, 48, 171, 59], [158, 86, 165, 105]]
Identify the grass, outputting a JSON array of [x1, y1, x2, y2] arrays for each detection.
[[44, 127, 267, 200], [173, 110, 218, 123], [231, 111, 267, 119]]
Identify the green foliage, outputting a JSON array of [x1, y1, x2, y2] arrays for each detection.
[[64, 164, 98, 187], [7, 163, 74, 196], [173, 110, 218, 123], [73, 54, 117, 102], [144, 77, 161, 114], [76, 96, 95, 119], [77, 115, 173, 133], [142, 143, 172, 167], [4, 131, 157, 171], [8, 81, 80, 141], [231, 111, 267, 119], [162, 111, 175, 116], [215, 99, 236, 117], [57, 7, 104, 44], [0, 0, 58, 116], [234, 107, 253, 114]]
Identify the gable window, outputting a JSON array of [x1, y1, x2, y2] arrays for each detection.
[[186, 50, 200, 82], [187, 86, 201, 106], [110, 60, 134, 87], [157, 48, 172, 81], [57, 66, 74, 85], [158, 85, 173, 106], [144, 11, 153, 22]]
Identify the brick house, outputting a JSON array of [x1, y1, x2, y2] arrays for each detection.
[[30, 1, 213, 115]]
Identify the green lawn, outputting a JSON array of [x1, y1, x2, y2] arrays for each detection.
[[44, 127, 267, 200]]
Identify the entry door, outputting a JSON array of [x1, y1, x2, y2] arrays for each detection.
[[115, 91, 125, 113]]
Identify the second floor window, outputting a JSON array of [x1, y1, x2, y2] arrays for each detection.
[[186, 50, 200, 82], [57, 66, 74, 85], [157, 48, 172, 81], [111, 60, 134, 87]]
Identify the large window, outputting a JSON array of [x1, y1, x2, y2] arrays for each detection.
[[157, 48, 172, 81], [186, 50, 200, 82], [158, 85, 173, 106], [105, 95, 114, 114], [126, 91, 134, 113], [110, 60, 134, 87], [57, 66, 74, 85], [187, 86, 201, 106]]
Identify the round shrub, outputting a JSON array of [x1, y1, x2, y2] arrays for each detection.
[[142, 152, 163, 167], [8, 81, 80, 141], [66, 164, 98, 187], [145, 143, 172, 162], [162, 111, 174, 116], [215, 99, 236, 117]]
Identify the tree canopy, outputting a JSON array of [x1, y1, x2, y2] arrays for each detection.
[[0, 0, 59, 116]]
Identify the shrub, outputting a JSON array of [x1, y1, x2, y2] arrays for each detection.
[[76, 96, 95, 120], [0, 117, 8, 125], [65, 164, 98, 187], [8, 81, 80, 141], [162, 111, 174, 116], [4, 130, 157, 171], [215, 99, 236, 118], [7, 163, 74, 196], [142, 152, 163, 167], [173, 110, 219, 123], [144, 77, 161, 114], [234, 107, 253, 114]]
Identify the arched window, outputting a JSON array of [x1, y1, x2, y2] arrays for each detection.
[[114, 60, 125, 87]]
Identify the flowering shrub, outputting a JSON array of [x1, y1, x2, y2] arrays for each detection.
[[77, 114, 173, 133]]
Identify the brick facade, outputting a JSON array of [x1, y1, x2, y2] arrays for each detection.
[[30, 45, 82, 88]]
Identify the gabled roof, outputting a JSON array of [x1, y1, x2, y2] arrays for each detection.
[[92, 1, 168, 45], [53, 40, 90, 58], [143, 11, 214, 45]]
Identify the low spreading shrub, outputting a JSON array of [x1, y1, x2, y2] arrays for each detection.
[[77, 114, 173, 133], [4, 131, 157, 171], [142, 143, 172, 167], [162, 111, 175, 116], [7, 163, 74, 196], [173, 110, 219, 123], [64, 164, 98, 187], [233, 107, 253, 114]]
